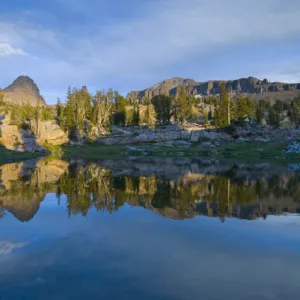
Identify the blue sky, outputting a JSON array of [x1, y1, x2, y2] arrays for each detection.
[[1, 0, 300, 104]]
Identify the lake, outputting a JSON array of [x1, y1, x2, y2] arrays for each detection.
[[1, 157, 300, 300]]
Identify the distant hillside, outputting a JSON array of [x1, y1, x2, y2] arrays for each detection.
[[127, 77, 300, 102], [2, 76, 46, 106]]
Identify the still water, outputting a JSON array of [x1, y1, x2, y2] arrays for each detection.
[[0, 157, 300, 300]]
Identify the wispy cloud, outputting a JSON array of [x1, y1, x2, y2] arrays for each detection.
[[0, 0, 300, 103], [0, 43, 27, 58], [0, 240, 27, 255]]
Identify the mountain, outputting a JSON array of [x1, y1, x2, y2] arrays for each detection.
[[1, 76, 46, 106], [127, 77, 300, 102]]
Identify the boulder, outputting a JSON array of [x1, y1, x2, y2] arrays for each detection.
[[200, 141, 214, 147], [0, 125, 44, 152], [286, 141, 300, 153], [162, 130, 181, 141], [280, 117, 295, 129], [190, 131, 201, 142], [180, 130, 192, 140], [260, 118, 267, 126], [0, 117, 68, 152], [137, 132, 156, 143], [34, 121, 69, 146]]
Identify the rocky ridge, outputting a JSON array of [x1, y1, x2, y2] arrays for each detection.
[[127, 76, 300, 102]]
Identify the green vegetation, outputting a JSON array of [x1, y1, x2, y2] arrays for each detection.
[[210, 86, 300, 128], [0, 146, 43, 165], [151, 95, 172, 124], [60, 140, 300, 163]]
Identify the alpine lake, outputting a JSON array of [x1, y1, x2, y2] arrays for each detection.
[[1, 156, 300, 300]]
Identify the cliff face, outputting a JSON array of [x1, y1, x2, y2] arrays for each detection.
[[127, 77, 300, 101], [2, 76, 46, 106]]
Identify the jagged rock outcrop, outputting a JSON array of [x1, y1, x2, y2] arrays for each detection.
[[2, 76, 46, 106], [127, 76, 300, 102]]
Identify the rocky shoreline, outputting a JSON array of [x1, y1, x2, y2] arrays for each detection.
[[97, 124, 300, 148]]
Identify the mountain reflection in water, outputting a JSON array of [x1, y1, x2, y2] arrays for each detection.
[[0, 157, 299, 222]]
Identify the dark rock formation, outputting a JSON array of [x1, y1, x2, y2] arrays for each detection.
[[3, 75, 46, 106], [127, 76, 300, 102]]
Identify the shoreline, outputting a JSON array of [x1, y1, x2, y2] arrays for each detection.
[[2, 140, 299, 166]]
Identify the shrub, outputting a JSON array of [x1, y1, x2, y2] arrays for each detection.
[[223, 125, 236, 135]]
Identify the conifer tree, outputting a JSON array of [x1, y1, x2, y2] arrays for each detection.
[[114, 95, 127, 125], [151, 95, 172, 125], [214, 82, 235, 128], [269, 106, 276, 126], [290, 97, 300, 127], [132, 103, 140, 126]]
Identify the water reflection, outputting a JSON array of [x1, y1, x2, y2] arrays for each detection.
[[0, 158, 300, 222]]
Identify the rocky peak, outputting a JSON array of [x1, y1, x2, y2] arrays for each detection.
[[3, 75, 46, 106], [6, 75, 40, 95]]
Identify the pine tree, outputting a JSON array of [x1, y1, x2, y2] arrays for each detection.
[[132, 103, 140, 126], [269, 106, 276, 126], [151, 95, 172, 125], [64, 87, 76, 137], [176, 85, 190, 124], [273, 100, 284, 126], [291, 97, 300, 127], [91, 91, 113, 132], [256, 107, 264, 123], [56, 98, 62, 124], [34, 105, 40, 136], [208, 109, 213, 120], [204, 112, 209, 126], [214, 82, 235, 128], [114, 95, 127, 125]]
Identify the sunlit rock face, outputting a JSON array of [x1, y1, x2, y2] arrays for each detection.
[[0, 116, 69, 152]]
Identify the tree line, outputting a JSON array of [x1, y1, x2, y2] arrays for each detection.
[[53, 84, 202, 139], [207, 82, 300, 128], [1, 83, 300, 141]]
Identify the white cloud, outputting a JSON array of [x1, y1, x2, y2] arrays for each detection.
[[257, 61, 300, 83], [0, 240, 27, 255], [0, 43, 27, 57]]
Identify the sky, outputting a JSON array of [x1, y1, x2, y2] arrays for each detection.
[[0, 0, 300, 104]]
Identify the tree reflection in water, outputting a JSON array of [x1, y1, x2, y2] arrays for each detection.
[[0, 158, 300, 222]]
